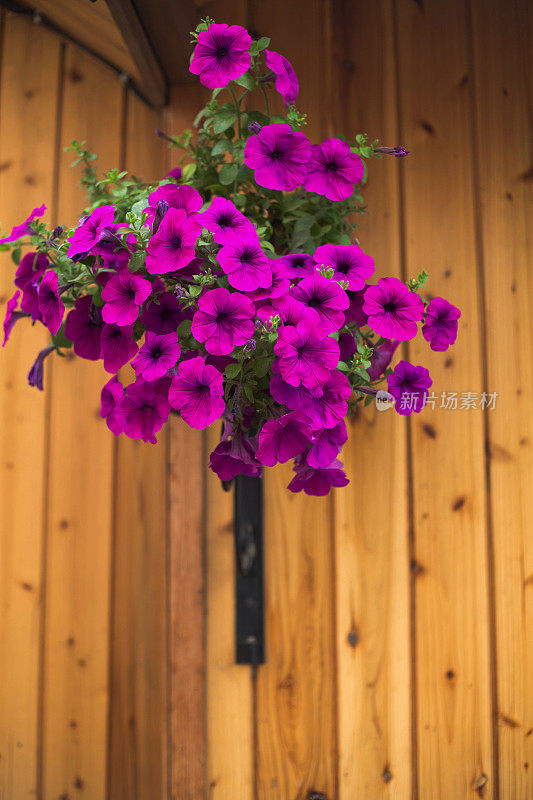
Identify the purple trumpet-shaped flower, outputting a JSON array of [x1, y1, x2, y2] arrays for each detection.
[[189, 23, 252, 89], [387, 360, 432, 416], [367, 339, 399, 380], [245, 123, 312, 191], [313, 243, 375, 292], [166, 166, 182, 181], [121, 378, 171, 444], [277, 252, 316, 280], [3, 290, 28, 346], [197, 197, 255, 245], [20, 280, 41, 322], [255, 411, 313, 467], [140, 289, 186, 334], [290, 273, 349, 333], [255, 293, 314, 331], [304, 139, 364, 202], [307, 421, 348, 469], [64, 296, 104, 360], [248, 121, 262, 135], [345, 289, 368, 326], [101, 270, 152, 326], [192, 287, 255, 356], [38, 270, 65, 335], [339, 332, 357, 362], [422, 296, 461, 351], [209, 423, 262, 481], [15, 251, 48, 290], [363, 277, 424, 341], [216, 235, 272, 292], [274, 318, 340, 390], [100, 323, 139, 373], [100, 376, 125, 436], [264, 49, 299, 106], [144, 184, 203, 225], [28, 346, 55, 391], [248, 259, 291, 301], [168, 356, 225, 429], [0, 204, 46, 243], [288, 457, 349, 496], [270, 357, 322, 407], [145, 207, 201, 275], [299, 369, 351, 430], [375, 146, 410, 158], [66, 204, 116, 259], [131, 332, 181, 380]]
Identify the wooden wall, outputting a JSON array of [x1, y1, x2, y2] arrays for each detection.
[[0, 1, 532, 799]]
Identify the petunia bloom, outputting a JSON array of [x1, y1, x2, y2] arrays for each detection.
[[100, 323, 139, 373], [313, 243, 375, 291], [265, 49, 299, 105], [277, 252, 316, 280], [131, 332, 181, 380], [166, 166, 183, 181], [422, 296, 461, 351], [288, 457, 349, 496], [28, 346, 55, 391], [140, 288, 185, 334], [244, 123, 312, 191], [168, 356, 225, 429], [307, 421, 348, 469], [3, 290, 27, 346], [197, 197, 255, 245], [255, 411, 313, 466], [363, 277, 424, 341], [299, 369, 351, 430], [192, 287, 255, 356], [209, 423, 261, 481], [248, 259, 291, 301], [121, 378, 171, 444], [367, 339, 399, 380], [15, 251, 48, 290], [101, 270, 152, 326], [345, 288, 368, 326], [189, 23, 252, 89], [216, 235, 272, 292], [387, 360, 432, 416], [303, 138, 364, 201], [144, 184, 202, 225], [67, 204, 116, 259], [145, 207, 201, 274], [64, 296, 103, 360], [38, 270, 64, 335], [290, 272, 349, 333], [100, 376, 125, 436], [274, 318, 340, 390], [0, 204, 46, 243]]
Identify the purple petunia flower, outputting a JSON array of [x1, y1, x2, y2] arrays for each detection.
[[274, 318, 340, 390], [387, 360, 432, 416], [121, 378, 171, 444], [189, 23, 252, 89], [168, 356, 225, 429], [27, 345, 55, 391], [38, 270, 64, 335], [277, 252, 316, 280], [100, 323, 139, 373], [345, 288, 368, 326], [197, 197, 255, 245], [144, 184, 203, 225], [15, 251, 48, 290], [363, 277, 424, 341], [288, 457, 349, 496], [303, 139, 364, 202], [101, 270, 152, 326], [100, 376, 125, 436], [367, 339, 399, 380], [166, 166, 183, 181], [307, 421, 348, 469], [20, 280, 41, 321], [131, 331, 181, 380], [255, 293, 314, 330], [244, 123, 312, 191], [264, 49, 299, 106], [269, 358, 322, 409], [255, 411, 313, 467], [422, 296, 461, 351], [140, 288, 185, 334], [209, 423, 261, 481], [3, 290, 28, 346], [313, 243, 375, 291], [67, 204, 116, 259], [216, 235, 272, 292], [248, 259, 291, 301], [145, 207, 201, 275], [192, 287, 255, 356], [290, 272, 349, 332], [0, 204, 46, 243], [339, 332, 357, 362], [64, 296, 104, 360], [300, 369, 351, 430]]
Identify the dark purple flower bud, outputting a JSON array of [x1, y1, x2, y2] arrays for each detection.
[[46, 225, 63, 246], [155, 128, 177, 144], [243, 338, 256, 353], [248, 121, 262, 135], [28, 345, 55, 391], [260, 70, 276, 84], [97, 227, 124, 247], [153, 200, 169, 235], [375, 146, 410, 158]]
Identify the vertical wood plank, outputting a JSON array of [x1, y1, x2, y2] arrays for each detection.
[[249, 2, 338, 798], [331, 2, 412, 797], [0, 15, 61, 800], [395, 0, 494, 795], [469, 1, 533, 796], [107, 91, 168, 800], [42, 47, 123, 800]]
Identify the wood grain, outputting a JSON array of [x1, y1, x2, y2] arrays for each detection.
[[331, 1, 412, 796], [41, 47, 123, 800], [469, 0, 533, 796], [0, 14, 61, 800], [395, 0, 494, 795]]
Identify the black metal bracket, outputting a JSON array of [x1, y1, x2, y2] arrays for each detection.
[[233, 475, 265, 664]]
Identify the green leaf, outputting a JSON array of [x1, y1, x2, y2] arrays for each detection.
[[213, 108, 237, 134], [244, 383, 254, 402], [253, 357, 271, 378], [225, 362, 241, 380], [235, 72, 256, 91], [11, 246, 22, 265], [211, 139, 233, 156], [257, 36, 270, 51], [219, 163, 238, 185], [128, 250, 146, 272]]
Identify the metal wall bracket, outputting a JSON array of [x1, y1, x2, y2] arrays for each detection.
[[234, 475, 265, 664]]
